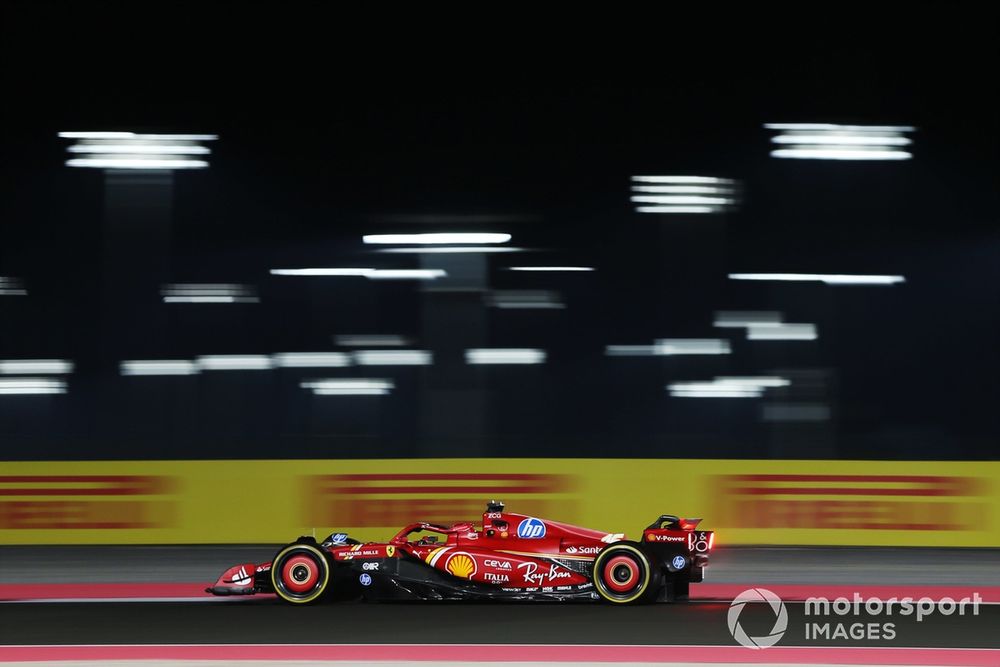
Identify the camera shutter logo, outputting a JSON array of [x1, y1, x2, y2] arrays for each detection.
[[727, 588, 788, 649]]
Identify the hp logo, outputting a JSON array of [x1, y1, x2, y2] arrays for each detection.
[[359, 573, 372, 586], [516, 517, 546, 539], [671, 555, 687, 570]]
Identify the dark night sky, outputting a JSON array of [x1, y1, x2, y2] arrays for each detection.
[[0, 4, 998, 459]]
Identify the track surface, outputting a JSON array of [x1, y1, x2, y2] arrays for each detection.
[[2, 598, 998, 648], [2, 546, 999, 655]]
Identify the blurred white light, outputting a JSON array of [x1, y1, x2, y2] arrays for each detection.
[[712, 310, 818, 341], [630, 176, 739, 214], [0, 378, 66, 395], [120, 360, 200, 376], [377, 247, 523, 254], [764, 123, 915, 132], [747, 323, 818, 341], [631, 176, 730, 184], [353, 350, 432, 366], [164, 296, 246, 303], [715, 376, 791, 388], [655, 339, 731, 355], [765, 123, 915, 160], [270, 268, 373, 276], [335, 335, 411, 347], [489, 290, 565, 309], [0, 360, 74, 375], [632, 185, 734, 194], [66, 158, 209, 169], [0, 277, 28, 296], [272, 353, 352, 368], [466, 348, 546, 365], [270, 267, 443, 280], [669, 382, 762, 398], [508, 266, 595, 272], [815, 274, 906, 285], [771, 135, 912, 146], [605, 345, 658, 356], [606, 340, 731, 356], [668, 376, 789, 398], [714, 311, 785, 328], [60, 131, 217, 170], [670, 389, 761, 398], [366, 269, 446, 280], [630, 196, 734, 205], [59, 131, 136, 139], [59, 132, 219, 140], [771, 149, 911, 160], [729, 273, 905, 285], [196, 355, 274, 371], [634, 206, 720, 214], [68, 144, 211, 154], [301, 379, 394, 396], [363, 233, 511, 245], [163, 283, 252, 292], [671, 390, 760, 398], [161, 283, 258, 303]]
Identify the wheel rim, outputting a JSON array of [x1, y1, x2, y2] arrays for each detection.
[[281, 555, 319, 593], [602, 554, 640, 593], [271, 545, 330, 603], [593, 545, 652, 603]]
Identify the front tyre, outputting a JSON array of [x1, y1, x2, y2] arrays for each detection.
[[270, 543, 332, 604], [592, 542, 660, 605]]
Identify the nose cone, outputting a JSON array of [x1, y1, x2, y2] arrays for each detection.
[[206, 562, 261, 595]]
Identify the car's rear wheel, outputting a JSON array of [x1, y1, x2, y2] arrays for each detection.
[[270, 543, 332, 604], [592, 542, 661, 604]]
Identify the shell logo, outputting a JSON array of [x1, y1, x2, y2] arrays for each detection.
[[446, 553, 477, 579]]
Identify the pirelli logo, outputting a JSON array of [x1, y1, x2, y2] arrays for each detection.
[[0, 475, 177, 529], [713, 474, 988, 531], [305, 473, 577, 527]]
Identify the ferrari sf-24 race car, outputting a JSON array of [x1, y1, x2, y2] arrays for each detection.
[[208, 501, 714, 605]]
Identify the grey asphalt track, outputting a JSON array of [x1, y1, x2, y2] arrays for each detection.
[[1, 546, 998, 649], [1, 599, 997, 648]]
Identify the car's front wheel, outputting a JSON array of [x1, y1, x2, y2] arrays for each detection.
[[270, 542, 332, 604]]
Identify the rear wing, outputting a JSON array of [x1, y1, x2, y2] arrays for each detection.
[[646, 514, 702, 531], [643, 515, 714, 555]]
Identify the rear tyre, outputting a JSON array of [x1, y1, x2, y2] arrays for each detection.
[[270, 542, 332, 605], [592, 542, 661, 605]]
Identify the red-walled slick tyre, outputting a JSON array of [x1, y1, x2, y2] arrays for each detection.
[[592, 542, 661, 604], [270, 543, 331, 604]]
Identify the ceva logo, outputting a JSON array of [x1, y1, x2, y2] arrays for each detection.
[[517, 517, 546, 539]]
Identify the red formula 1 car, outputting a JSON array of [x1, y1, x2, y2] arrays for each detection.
[[208, 501, 714, 605]]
